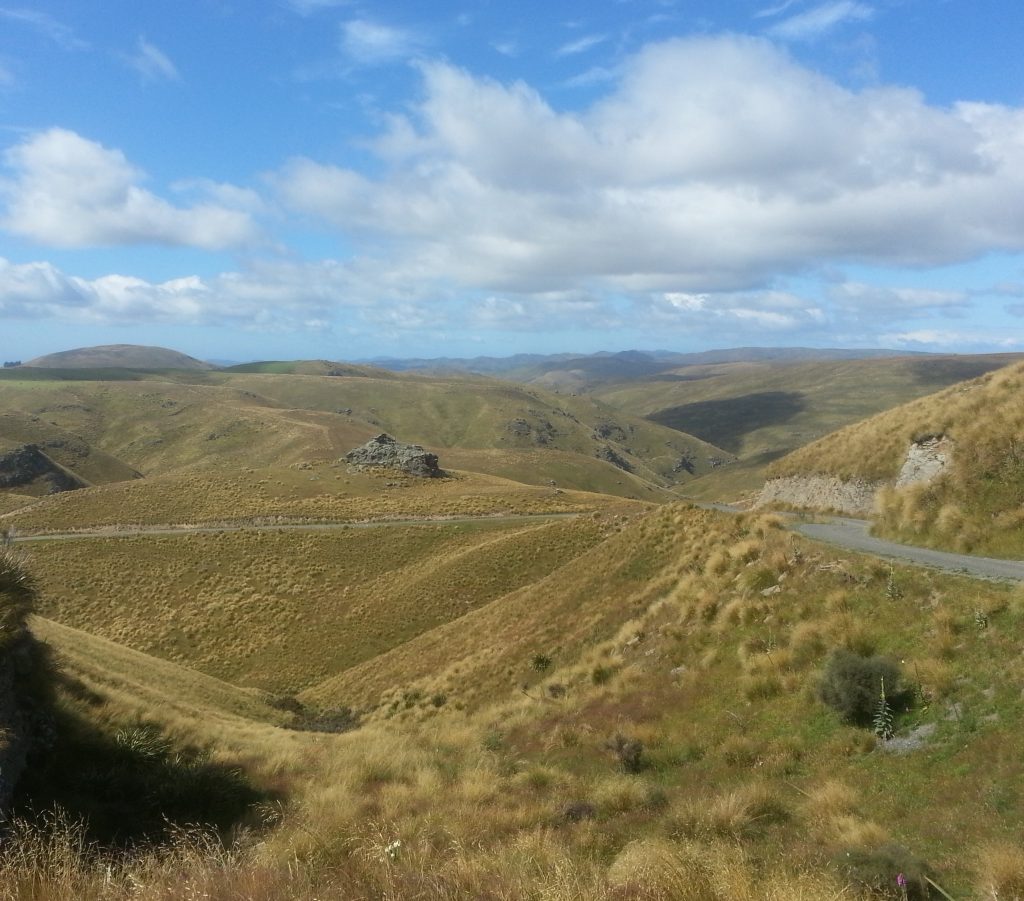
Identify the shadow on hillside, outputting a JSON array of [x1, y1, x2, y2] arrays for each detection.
[[12, 668, 269, 849], [648, 391, 805, 453], [909, 357, 1014, 388]]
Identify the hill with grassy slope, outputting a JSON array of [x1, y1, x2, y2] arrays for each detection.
[[0, 365, 731, 499], [766, 358, 1024, 557], [591, 353, 1022, 501], [6, 498, 1024, 898], [24, 344, 215, 371]]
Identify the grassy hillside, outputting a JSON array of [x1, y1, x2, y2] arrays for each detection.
[[0, 367, 730, 498], [6, 503, 1024, 898], [593, 354, 1021, 500], [25, 344, 214, 370], [771, 359, 1024, 557], [24, 516, 615, 693]]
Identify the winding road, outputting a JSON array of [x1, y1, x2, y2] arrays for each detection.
[[10, 506, 1024, 582], [791, 516, 1024, 582]]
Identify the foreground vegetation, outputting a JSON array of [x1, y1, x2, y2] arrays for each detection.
[[4, 501, 1024, 899]]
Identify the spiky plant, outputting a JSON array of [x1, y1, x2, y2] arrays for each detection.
[[873, 677, 895, 741]]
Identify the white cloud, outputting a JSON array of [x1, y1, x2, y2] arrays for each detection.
[[275, 36, 1024, 304], [879, 328, 1024, 350], [0, 7, 87, 50], [767, 1, 873, 41], [644, 290, 827, 333], [0, 59, 14, 87], [556, 34, 607, 57], [830, 282, 970, 319], [1, 129, 260, 249], [340, 19, 423, 66], [127, 37, 180, 83], [0, 257, 375, 329]]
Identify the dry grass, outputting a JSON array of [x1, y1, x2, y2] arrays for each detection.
[[771, 359, 1024, 556], [6, 500, 1024, 898]]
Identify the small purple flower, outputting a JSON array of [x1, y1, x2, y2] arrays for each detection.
[[896, 872, 908, 888]]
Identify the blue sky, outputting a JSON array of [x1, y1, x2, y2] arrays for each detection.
[[1, 0, 1023, 363]]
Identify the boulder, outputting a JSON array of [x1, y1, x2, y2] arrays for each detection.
[[343, 434, 443, 478]]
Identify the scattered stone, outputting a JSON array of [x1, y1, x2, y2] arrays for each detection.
[[760, 585, 782, 597], [878, 722, 936, 755], [343, 433, 443, 478]]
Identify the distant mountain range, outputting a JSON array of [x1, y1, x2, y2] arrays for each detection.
[[370, 346, 928, 380]]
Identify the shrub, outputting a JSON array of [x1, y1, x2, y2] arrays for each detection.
[[837, 843, 934, 899], [606, 733, 645, 773], [819, 650, 911, 728]]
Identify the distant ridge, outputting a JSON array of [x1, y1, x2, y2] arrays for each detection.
[[24, 344, 214, 371], [370, 346, 928, 378]]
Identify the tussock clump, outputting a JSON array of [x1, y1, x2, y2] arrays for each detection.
[[606, 838, 717, 899], [670, 784, 788, 839], [974, 841, 1024, 900]]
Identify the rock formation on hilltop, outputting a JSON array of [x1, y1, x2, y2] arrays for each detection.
[[343, 434, 444, 478]]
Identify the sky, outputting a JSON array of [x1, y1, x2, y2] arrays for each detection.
[[1, 0, 1024, 363]]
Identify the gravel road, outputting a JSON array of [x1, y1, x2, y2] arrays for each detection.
[[793, 517, 1024, 582]]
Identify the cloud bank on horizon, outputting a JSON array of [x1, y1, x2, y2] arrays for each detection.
[[1, 0, 1023, 360]]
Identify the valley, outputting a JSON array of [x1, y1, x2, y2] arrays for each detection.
[[1, 346, 1023, 899]]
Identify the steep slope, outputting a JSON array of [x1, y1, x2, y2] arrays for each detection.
[[10, 503, 1024, 897], [25, 344, 214, 370], [593, 353, 1021, 500], [768, 359, 1024, 556]]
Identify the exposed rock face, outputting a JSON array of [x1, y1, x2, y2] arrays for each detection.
[[757, 435, 955, 516], [596, 445, 634, 473], [0, 444, 86, 494], [344, 434, 443, 478], [896, 435, 954, 488], [757, 474, 881, 516]]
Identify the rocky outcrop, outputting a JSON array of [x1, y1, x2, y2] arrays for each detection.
[[0, 444, 87, 494], [757, 435, 955, 516], [344, 434, 444, 478], [757, 474, 882, 516], [896, 435, 954, 488], [596, 445, 634, 473]]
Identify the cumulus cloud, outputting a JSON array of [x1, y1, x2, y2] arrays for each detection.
[[275, 35, 1024, 304], [767, 1, 873, 41], [127, 37, 180, 82], [1, 128, 260, 249], [0, 255, 449, 332], [340, 19, 423, 65]]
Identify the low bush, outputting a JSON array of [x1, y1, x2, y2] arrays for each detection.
[[818, 649, 911, 728]]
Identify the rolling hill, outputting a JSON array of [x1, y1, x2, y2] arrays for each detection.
[[5, 345, 1024, 899], [24, 344, 215, 370]]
